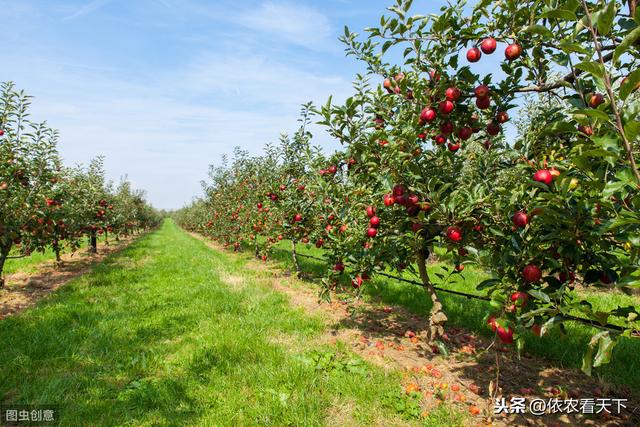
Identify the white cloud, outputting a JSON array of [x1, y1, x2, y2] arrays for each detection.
[[181, 53, 350, 106], [236, 1, 334, 51], [1, 0, 356, 209], [6, 50, 349, 209]]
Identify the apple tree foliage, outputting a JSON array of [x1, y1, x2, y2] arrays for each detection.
[[176, 0, 640, 374]]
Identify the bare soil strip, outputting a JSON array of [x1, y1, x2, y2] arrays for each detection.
[[0, 234, 141, 319], [190, 232, 639, 427]]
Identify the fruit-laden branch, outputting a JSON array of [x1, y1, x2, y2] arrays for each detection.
[[581, 0, 640, 184], [278, 248, 636, 334], [511, 50, 616, 94]]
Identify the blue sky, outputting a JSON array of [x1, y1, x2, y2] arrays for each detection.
[[1, 1, 460, 209]]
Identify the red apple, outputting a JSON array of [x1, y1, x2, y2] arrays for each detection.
[[448, 142, 461, 152], [352, 275, 364, 288], [497, 325, 514, 344], [522, 264, 542, 283], [439, 100, 455, 114], [475, 85, 490, 98], [487, 315, 497, 332], [393, 184, 406, 196], [440, 121, 454, 134], [434, 134, 447, 145], [366, 206, 376, 217], [559, 271, 575, 284], [369, 216, 380, 227], [294, 214, 303, 222], [383, 194, 395, 206], [328, 165, 338, 174], [367, 227, 377, 238], [466, 47, 482, 62], [533, 169, 553, 185], [589, 93, 604, 108], [486, 121, 501, 135], [578, 125, 593, 136], [420, 107, 437, 122], [446, 226, 463, 242], [531, 324, 542, 337], [505, 43, 522, 60], [334, 262, 345, 272], [510, 291, 529, 307], [458, 127, 473, 140], [480, 37, 497, 54], [445, 87, 461, 101], [496, 111, 509, 123], [512, 211, 528, 228], [476, 96, 491, 110]]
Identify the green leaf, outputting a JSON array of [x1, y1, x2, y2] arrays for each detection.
[[558, 41, 590, 54], [542, 120, 576, 135], [620, 68, 640, 100], [572, 108, 610, 122], [541, 9, 577, 21], [574, 61, 605, 78], [582, 331, 618, 375], [624, 120, 640, 141], [582, 343, 595, 375], [603, 180, 626, 198], [522, 24, 554, 39], [541, 315, 564, 336], [477, 278, 501, 290], [614, 27, 640, 64], [527, 289, 551, 303], [594, 1, 617, 36], [617, 274, 640, 288]]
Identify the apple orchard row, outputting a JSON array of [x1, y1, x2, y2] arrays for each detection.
[[0, 82, 161, 288], [181, 0, 640, 375]]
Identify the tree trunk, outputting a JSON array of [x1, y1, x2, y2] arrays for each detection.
[[254, 235, 259, 258], [291, 239, 302, 277], [416, 248, 448, 343], [89, 232, 97, 254], [104, 230, 109, 246], [53, 241, 63, 268], [0, 244, 11, 289]]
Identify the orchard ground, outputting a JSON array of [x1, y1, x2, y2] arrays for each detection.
[[0, 220, 467, 426], [259, 237, 640, 394], [1, 220, 638, 426]]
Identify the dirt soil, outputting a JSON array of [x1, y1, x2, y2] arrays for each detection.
[[191, 233, 640, 427], [0, 234, 139, 320]]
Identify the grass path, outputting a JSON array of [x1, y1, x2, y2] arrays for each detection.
[[0, 220, 466, 426]]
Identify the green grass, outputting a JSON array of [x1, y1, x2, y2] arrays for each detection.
[[259, 238, 640, 393], [0, 220, 466, 426]]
